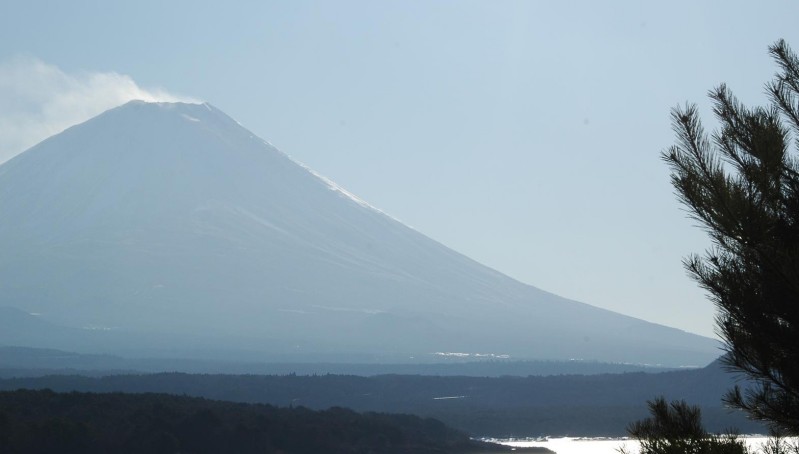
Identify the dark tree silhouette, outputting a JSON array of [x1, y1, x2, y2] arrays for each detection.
[[0, 389, 516, 454], [624, 397, 747, 454], [663, 39, 799, 434]]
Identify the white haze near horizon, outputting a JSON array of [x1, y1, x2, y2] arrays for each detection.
[[0, 56, 198, 164]]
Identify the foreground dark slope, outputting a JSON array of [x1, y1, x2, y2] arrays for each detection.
[[0, 389, 539, 453], [0, 359, 763, 436], [0, 101, 717, 365]]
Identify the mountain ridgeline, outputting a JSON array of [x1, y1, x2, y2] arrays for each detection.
[[0, 101, 718, 365]]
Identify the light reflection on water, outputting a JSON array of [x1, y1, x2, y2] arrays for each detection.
[[493, 437, 637, 454], [490, 436, 788, 454]]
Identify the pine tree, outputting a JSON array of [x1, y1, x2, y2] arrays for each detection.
[[624, 397, 748, 454], [663, 39, 799, 434]]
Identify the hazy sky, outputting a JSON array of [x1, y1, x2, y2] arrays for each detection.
[[2, 1, 798, 338]]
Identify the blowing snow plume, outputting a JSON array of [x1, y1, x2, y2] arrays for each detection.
[[0, 56, 197, 163]]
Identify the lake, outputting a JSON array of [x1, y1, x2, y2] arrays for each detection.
[[490, 436, 792, 453]]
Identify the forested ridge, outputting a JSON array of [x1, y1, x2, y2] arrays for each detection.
[[0, 359, 764, 436], [0, 389, 538, 453], [0, 346, 679, 377]]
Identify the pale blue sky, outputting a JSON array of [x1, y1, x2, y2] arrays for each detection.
[[2, 1, 798, 337]]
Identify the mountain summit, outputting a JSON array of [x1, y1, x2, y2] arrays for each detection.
[[0, 101, 718, 365]]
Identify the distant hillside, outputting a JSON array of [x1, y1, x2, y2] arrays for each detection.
[[0, 346, 682, 377], [0, 359, 763, 437], [0, 389, 540, 453]]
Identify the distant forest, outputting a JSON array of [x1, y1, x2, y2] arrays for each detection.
[[0, 346, 680, 377], [0, 359, 764, 437], [0, 389, 541, 454]]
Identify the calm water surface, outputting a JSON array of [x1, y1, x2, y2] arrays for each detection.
[[493, 436, 784, 454]]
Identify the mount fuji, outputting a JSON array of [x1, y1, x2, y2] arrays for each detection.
[[0, 101, 718, 365]]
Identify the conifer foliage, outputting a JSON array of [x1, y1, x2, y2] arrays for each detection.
[[624, 398, 747, 454], [663, 40, 799, 433]]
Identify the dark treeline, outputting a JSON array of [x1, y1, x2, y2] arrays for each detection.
[[0, 389, 539, 454], [0, 359, 765, 436]]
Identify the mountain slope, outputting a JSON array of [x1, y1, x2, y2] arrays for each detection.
[[0, 101, 718, 365]]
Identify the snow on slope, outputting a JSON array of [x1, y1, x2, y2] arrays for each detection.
[[0, 101, 719, 365]]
